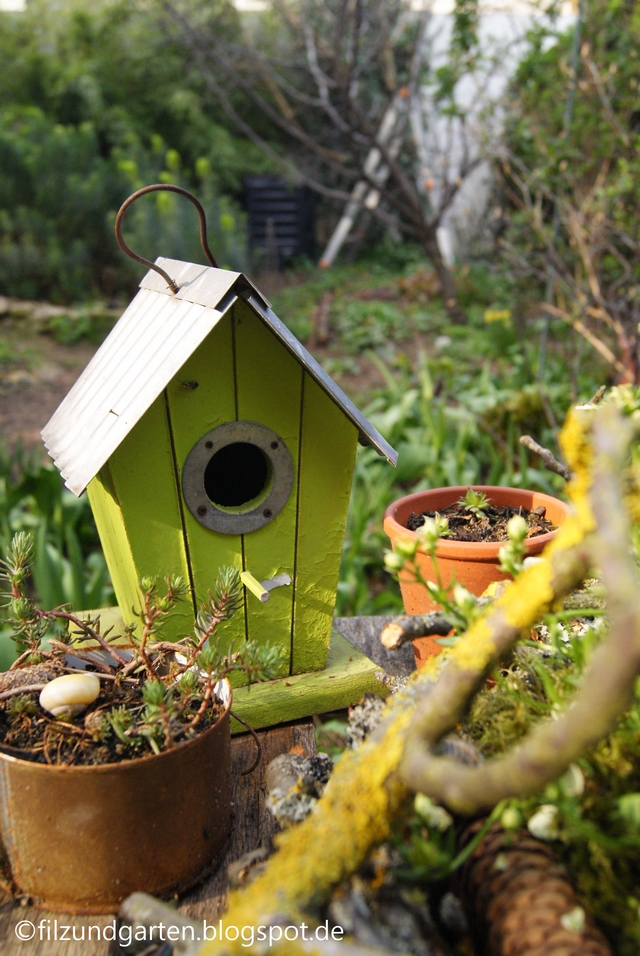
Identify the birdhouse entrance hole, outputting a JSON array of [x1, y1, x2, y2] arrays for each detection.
[[182, 421, 294, 534], [204, 442, 271, 509]]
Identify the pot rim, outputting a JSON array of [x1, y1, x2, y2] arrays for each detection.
[[383, 485, 570, 557], [0, 678, 232, 773]]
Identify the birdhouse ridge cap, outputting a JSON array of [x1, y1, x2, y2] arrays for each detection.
[[142, 257, 272, 311]]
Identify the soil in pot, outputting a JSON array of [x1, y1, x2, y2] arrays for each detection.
[[406, 500, 556, 543], [0, 668, 225, 766], [0, 546, 276, 913]]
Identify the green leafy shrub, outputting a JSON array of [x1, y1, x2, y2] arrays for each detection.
[[0, 106, 248, 302], [334, 300, 408, 355], [498, 0, 640, 378], [0, 0, 263, 302], [337, 352, 569, 616], [273, 258, 609, 616]]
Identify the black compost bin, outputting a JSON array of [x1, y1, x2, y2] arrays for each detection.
[[244, 176, 316, 266]]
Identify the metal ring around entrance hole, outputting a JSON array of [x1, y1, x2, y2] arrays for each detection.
[[182, 422, 294, 535]]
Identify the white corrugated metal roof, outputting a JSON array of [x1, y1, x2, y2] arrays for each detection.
[[42, 258, 397, 496]]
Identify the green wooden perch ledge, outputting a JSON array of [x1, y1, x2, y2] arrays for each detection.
[[41, 255, 398, 726]]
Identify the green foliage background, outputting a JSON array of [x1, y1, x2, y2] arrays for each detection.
[[0, 0, 272, 301], [499, 0, 640, 354]]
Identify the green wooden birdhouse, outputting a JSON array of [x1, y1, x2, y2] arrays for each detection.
[[42, 247, 397, 709]]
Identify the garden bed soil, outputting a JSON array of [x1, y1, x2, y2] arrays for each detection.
[[406, 502, 556, 543]]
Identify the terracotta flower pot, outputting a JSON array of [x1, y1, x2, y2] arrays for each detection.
[[383, 486, 570, 668], [0, 681, 232, 914]]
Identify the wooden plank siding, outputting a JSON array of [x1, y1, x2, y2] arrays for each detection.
[[291, 375, 358, 674], [105, 394, 193, 642], [163, 310, 248, 667], [83, 299, 359, 679], [233, 299, 301, 680], [86, 466, 142, 631]]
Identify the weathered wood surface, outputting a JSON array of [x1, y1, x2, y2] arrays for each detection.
[[333, 616, 415, 677], [230, 629, 386, 732], [0, 719, 316, 956]]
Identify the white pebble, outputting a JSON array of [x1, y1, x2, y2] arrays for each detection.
[[39, 673, 101, 719], [559, 763, 585, 798], [414, 793, 454, 831]]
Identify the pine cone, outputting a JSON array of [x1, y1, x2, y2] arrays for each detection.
[[453, 822, 611, 956]]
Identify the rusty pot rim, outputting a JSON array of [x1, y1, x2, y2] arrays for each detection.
[[383, 485, 571, 558], [0, 678, 232, 774]]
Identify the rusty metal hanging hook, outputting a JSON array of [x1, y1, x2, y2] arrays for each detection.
[[115, 183, 218, 294]]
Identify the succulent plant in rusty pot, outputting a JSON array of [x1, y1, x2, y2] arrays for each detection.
[[0, 532, 281, 913]]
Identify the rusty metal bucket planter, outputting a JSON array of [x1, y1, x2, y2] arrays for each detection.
[[0, 681, 232, 914]]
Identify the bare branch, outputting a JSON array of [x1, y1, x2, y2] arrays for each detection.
[[541, 302, 628, 376], [158, 0, 482, 322], [589, 384, 607, 405], [381, 612, 453, 649], [0, 683, 47, 702], [519, 435, 572, 481], [301, 20, 351, 133], [159, 1, 359, 194], [584, 55, 630, 146]]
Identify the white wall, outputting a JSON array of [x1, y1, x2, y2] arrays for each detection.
[[416, 1, 577, 262]]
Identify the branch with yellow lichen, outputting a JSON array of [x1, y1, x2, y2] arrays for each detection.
[[195, 408, 608, 956], [401, 406, 640, 812]]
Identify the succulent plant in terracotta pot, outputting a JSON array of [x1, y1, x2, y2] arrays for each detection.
[[0, 532, 281, 913], [383, 485, 571, 667]]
